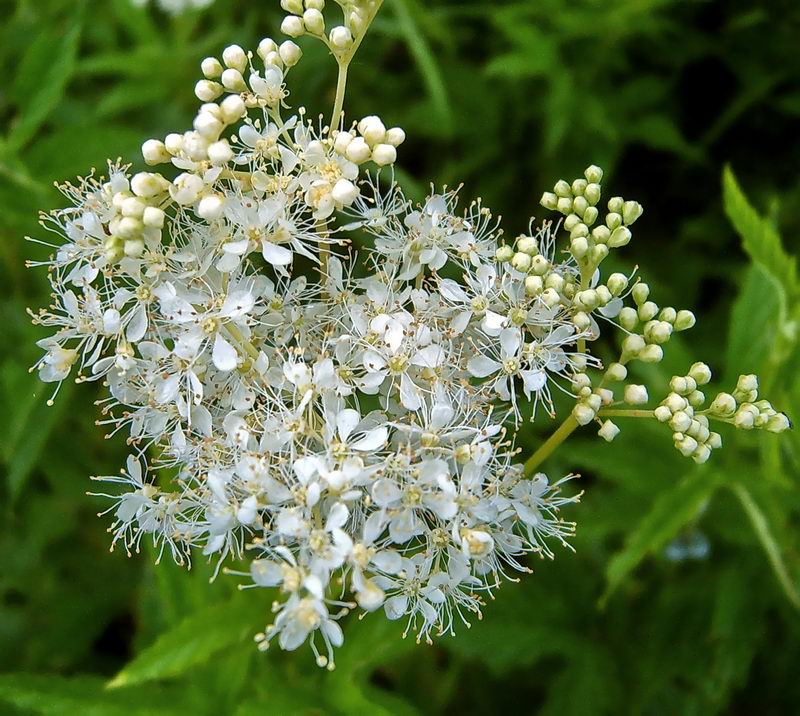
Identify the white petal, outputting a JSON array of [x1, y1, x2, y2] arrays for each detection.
[[351, 426, 388, 451], [467, 355, 501, 378], [212, 333, 239, 371], [336, 408, 360, 442], [262, 241, 293, 266]]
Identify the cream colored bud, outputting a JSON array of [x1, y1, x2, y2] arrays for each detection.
[[281, 0, 303, 13], [495, 245, 513, 263], [654, 405, 672, 422], [257, 38, 278, 60], [221, 68, 246, 92], [606, 212, 622, 230], [329, 25, 353, 50], [511, 252, 531, 272], [198, 194, 224, 220], [556, 197, 572, 214], [669, 411, 692, 433], [674, 310, 696, 331], [604, 363, 626, 382], [639, 344, 663, 363], [624, 384, 648, 405], [607, 272, 628, 296], [592, 225, 610, 244], [194, 111, 223, 140], [659, 306, 677, 323], [332, 178, 359, 206], [195, 80, 223, 102], [220, 94, 246, 124], [303, 8, 325, 35], [222, 44, 248, 73], [623, 200, 643, 225], [142, 206, 165, 229], [573, 403, 596, 426], [524, 275, 543, 296], [631, 283, 650, 305], [279, 40, 303, 66], [123, 238, 145, 259], [766, 413, 791, 433], [608, 226, 631, 248], [345, 137, 371, 164], [142, 139, 170, 166], [573, 196, 589, 217], [573, 311, 591, 331], [584, 165, 603, 183], [371, 143, 397, 167], [607, 196, 623, 213], [570, 236, 588, 258], [305, 0, 324, 9], [121, 197, 144, 218], [736, 374, 758, 394], [689, 362, 712, 386], [385, 127, 406, 147], [540, 192, 558, 210], [164, 133, 183, 155], [554, 179, 571, 197], [618, 307, 638, 331], [584, 206, 599, 225], [116, 216, 142, 240], [598, 420, 620, 442], [206, 140, 232, 165], [281, 15, 305, 37], [584, 182, 601, 205], [131, 172, 167, 199], [516, 236, 537, 255], [201, 56, 223, 79]]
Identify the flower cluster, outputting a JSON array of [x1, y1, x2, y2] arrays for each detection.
[[29, 0, 789, 668]]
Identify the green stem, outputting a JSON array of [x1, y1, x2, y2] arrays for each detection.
[[329, 61, 349, 129], [524, 414, 580, 476], [597, 408, 654, 419]]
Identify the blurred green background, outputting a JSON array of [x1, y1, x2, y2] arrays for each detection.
[[1, 0, 799, 713]]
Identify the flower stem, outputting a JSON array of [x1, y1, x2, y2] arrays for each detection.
[[597, 408, 654, 419], [524, 414, 580, 476], [330, 61, 350, 129]]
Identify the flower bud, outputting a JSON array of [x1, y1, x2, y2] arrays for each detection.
[[554, 179, 571, 197], [639, 344, 663, 363], [220, 94, 246, 123], [222, 44, 248, 73], [221, 68, 247, 92], [281, 0, 304, 13], [201, 56, 223, 79], [605, 363, 627, 382], [584, 165, 603, 183], [281, 15, 305, 37], [279, 40, 303, 66], [195, 80, 223, 102], [511, 252, 531, 272], [524, 276, 543, 296], [142, 206, 165, 229], [332, 178, 359, 206], [142, 139, 170, 166], [303, 9, 325, 35], [198, 194, 224, 220], [573, 403, 596, 426], [371, 144, 397, 167], [607, 196, 623, 213], [618, 307, 638, 331], [257, 38, 278, 60], [607, 272, 628, 296], [766, 413, 791, 433], [495, 245, 513, 263], [385, 127, 406, 147], [688, 362, 712, 386], [516, 236, 537, 255], [164, 133, 183, 155], [608, 225, 631, 248], [736, 374, 758, 394], [584, 182, 601, 205], [540, 192, 558, 210], [709, 392, 736, 416], [131, 172, 167, 198], [654, 405, 672, 422], [208, 140, 234, 165], [306, 0, 325, 8], [598, 420, 620, 442], [623, 200, 643, 225], [674, 310, 696, 331], [329, 25, 353, 50], [570, 236, 588, 258], [624, 384, 648, 405], [345, 137, 371, 164]]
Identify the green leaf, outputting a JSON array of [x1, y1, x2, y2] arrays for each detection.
[[722, 165, 799, 301], [392, 0, 453, 137], [108, 593, 266, 688], [725, 263, 783, 377], [731, 483, 800, 609], [602, 471, 723, 604], [7, 3, 86, 151], [0, 674, 197, 716]]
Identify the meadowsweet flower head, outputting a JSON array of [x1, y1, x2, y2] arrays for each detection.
[[29, 0, 789, 668]]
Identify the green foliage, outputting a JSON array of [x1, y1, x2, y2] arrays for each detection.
[[1, 0, 799, 714]]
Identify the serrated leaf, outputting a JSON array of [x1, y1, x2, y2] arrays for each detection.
[[108, 593, 265, 688], [725, 263, 783, 377], [602, 471, 723, 603], [722, 165, 799, 301]]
